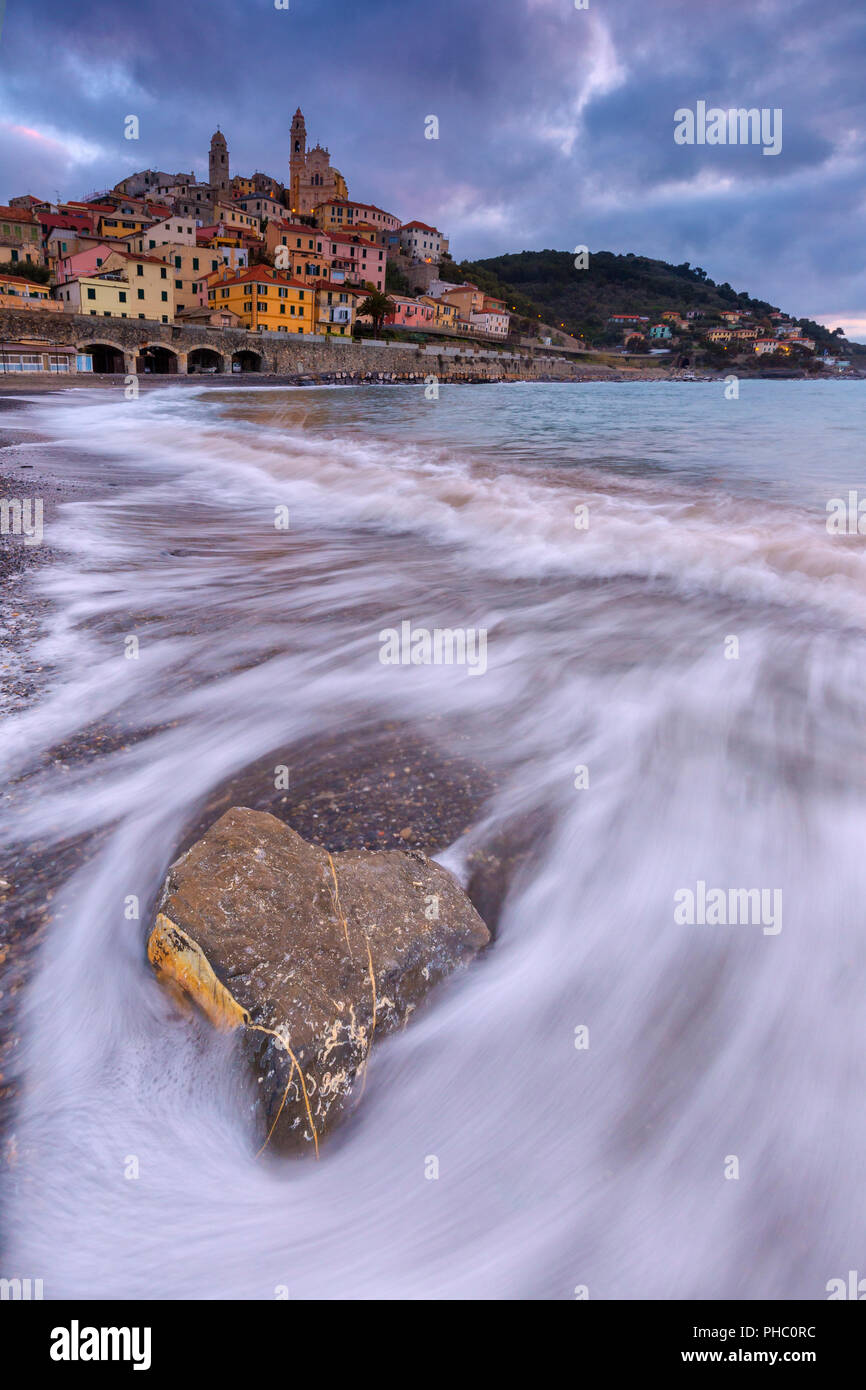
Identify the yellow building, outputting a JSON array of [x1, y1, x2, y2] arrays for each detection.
[[0, 273, 60, 311], [313, 281, 367, 336], [213, 200, 261, 234], [151, 243, 224, 315], [313, 199, 400, 235], [204, 265, 314, 333], [266, 221, 329, 282], [57, 249, 174, 321], [419, 295, 458, 330], [97, 213, 151, 239], [0, 205, 43, 266]]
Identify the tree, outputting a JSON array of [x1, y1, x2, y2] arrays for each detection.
[[357, 288, 395, 333], [0, 259, 50, 283], [385, 261, 411, 296]]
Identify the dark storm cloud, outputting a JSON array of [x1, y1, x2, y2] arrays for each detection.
[[1, 0, 865, 332]]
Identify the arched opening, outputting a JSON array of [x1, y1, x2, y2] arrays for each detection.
[[187, 347, 224, 374], [79, 342, 125, 374], [136, 345, 179, 375], [232, 350, 262, 373]]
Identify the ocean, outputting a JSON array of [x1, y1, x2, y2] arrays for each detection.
[[2, 378, 865, 1299]]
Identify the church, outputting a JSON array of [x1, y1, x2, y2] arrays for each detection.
[[204, 114, 348, 217], [288, 109, 348, 216]]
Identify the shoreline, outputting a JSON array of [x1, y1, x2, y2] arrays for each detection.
[[0, 366, 852, 394]]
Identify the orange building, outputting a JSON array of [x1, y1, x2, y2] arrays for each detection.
[[204, 264, 314, 333]]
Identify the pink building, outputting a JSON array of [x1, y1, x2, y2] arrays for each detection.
[[54, 243, 114, 286], [385, 296, 436, 329], [323, 231, 386, 291]]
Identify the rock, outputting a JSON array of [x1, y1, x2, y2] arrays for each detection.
[[148, 807, 489, 1155]]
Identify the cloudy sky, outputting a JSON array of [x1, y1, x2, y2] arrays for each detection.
[[1, 0, 864, 336]]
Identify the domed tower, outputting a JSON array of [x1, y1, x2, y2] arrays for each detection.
[[209, 129, 229, 192], [289, 108, 306, 213]]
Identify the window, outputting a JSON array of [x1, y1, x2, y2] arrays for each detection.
[[86, 287, 96, 300], [138, 288, 145, 300], [137, 264, 144, 276], [161, 290, 168, 301], [192, 257, 199, 271], [162, 315, 168, 323], [119, 291, 126, 303], [160, 267, 166, 279]]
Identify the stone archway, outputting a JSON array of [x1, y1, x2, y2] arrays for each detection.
[[231, 349, 262, 373], [187, 346, 224, 374], [136, 345, 179, 374], [78, 342, 126, 373]]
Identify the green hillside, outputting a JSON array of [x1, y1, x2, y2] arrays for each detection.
[[437, 249, 854, 354]]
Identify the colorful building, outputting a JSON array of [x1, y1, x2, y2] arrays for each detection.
[[55, 243, 114, 285], [0, 206, 43, 266], [266, 221, 329, 282], [322, 232, 386, 291], [57, 250, 174, 321], [234, 194, 285, 224], [399, 221, 448, 262], [150, 243, 223, 313], [204, 264, 314, 333], [0, 274, 60, 311], [384, 296, 437, 330], [419, 296, 458, 330], [314, 199, 400, 236], [313, 281, 366, 335]]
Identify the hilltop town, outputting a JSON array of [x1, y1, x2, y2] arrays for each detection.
[[0, 115, 517, 374], [0, 116, 854, 376]]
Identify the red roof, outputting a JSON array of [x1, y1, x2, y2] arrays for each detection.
[[313, 279, 368, 294], [100, 250, 167, 265], [0, 272, 49, 288], [0, 205, 36, 223], [204, 265, 309, 288], [41, 214, 93, 232], [401, 220, 440, 233], [273, 222, 323, 237], [66, 201, 116, 214], [317, 199, 397, 217]]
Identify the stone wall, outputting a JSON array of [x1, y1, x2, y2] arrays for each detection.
[[0, 307, 610, 382]]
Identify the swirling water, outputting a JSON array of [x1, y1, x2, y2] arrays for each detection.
[[2, 379, 866, 1300]]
